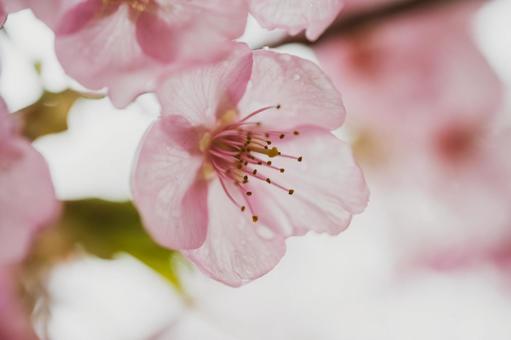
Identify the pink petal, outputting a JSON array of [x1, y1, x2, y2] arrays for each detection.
[[0, 139, 59, 265], [238, 50, 345, 131], [0, 269, 37, 340], [51, 0, 248, 107], [55, 4, 164, 107], [132, 115, 209, 250], [56, 0, 102, 35], [250, 0, 343, 40], [5, 0, 68, 29], [247, 126, 368, 236], [135, 10, 177, 63], [184, 179, 286, 287], [157, 44, 253, 127], [0, 3, 6, 27]]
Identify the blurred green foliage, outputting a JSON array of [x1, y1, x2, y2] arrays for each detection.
[[38, 200, 183, 291], [17, 89, 102, 140]]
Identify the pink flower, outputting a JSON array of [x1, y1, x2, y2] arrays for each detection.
[[132, 45, 368, 286], [0, 269, 37, 340], [249, 0, 344, 40], [0, 3, 5, 27], [0, 99, 60, 266], [315, 2, 508, 271], [22, 0, 248, 108]]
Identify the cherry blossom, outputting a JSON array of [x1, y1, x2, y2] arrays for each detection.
[[0, 99, 59, 265], [250, 0, 344, 40], [315, 1, 508, 269], [20, 0, 248, 108], [0, 99, 59, 339], [132, 45, 368, 286]]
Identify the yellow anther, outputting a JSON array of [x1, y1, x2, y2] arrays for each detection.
[[199, 132, 211, 152], [220, 109, 238, 125]]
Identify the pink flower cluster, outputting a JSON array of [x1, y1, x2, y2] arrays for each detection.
[[1, 0, 367, 287], [2, 0, 344, 107], [316, 0, 510, 272]]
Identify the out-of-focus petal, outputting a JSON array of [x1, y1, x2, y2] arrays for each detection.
[[0, 2, 6, 27], [0, 269, 37, 340], [250, 0, 343, 40], [0, 138, 59, 264], [248, 126, 368, 236], [132, 115, 209, 250], [0, 101, 59, 265], [184, 179, 286, 287], [238, 50, 345, 131], [157, 44, 253, 127]]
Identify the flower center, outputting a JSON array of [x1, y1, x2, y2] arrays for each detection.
[[203, 105, 303, 223], [102, 0, 154, 13]]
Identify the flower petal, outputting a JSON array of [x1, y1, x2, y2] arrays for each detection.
[[54, 4, 171, 107], [250, 0, 343, 40], [157, 44, 253, 127], [0, 139, 60, 265], [56, 0, 102, 35], [132, 115, 209, 250], [135, 10, 177, 63], [238, 50, 345, 131], [0, 3, 6, 28], [246, 126, 368, 236], [0, 270, 37, 340], [184, 179, 286, 287]]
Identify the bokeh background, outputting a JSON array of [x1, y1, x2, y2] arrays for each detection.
[[2, 0, 511, 339]]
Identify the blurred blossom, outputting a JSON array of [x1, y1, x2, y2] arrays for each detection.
[[132, 45, 368, 286], [18, 0, 248, 108], [249, 0, 344, 41], [315, 1, 509, 270], [0, 5, 5, 27], [0, 99, 59, 265], [0, 268, 37, 340], [0, 99, 58, 339]]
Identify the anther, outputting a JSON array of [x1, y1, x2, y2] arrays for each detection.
[[279, 134, 285, 139], [266, 140, 272, 145], [298, 156, 303, 162], [276, 104, 281, 109], [241, 206, 246, 212], [293, 131, 299, 135], [265, 133, 270, 138], [246, 191, 252, 196], [280, 168, 285, 173], [252, 215, 259, 223], [266, 178, 271, 184], [252, 169, 257, 175], [288, 189, 295, 195], [266, 161, 272, 165]]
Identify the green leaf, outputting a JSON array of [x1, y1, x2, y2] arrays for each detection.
[[55, 199, 183, 291]]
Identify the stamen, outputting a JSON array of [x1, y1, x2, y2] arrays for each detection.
[[205, 104, 303, 223], [238, 105, 281, 124]]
